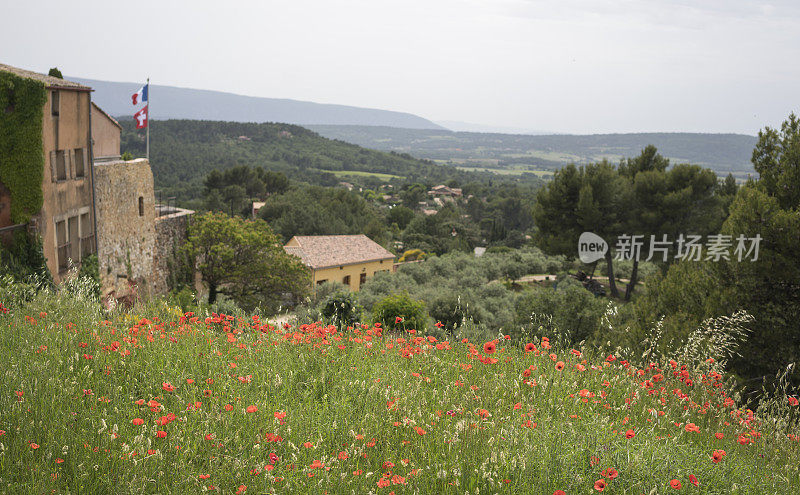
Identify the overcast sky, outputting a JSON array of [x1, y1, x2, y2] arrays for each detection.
[[3, 0, 799, 134]]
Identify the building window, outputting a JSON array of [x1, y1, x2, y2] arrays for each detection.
[[55, 150, 67, 181], [51, 91, 59, 116], [359, 273, 367, 287], [56, 219, 69, 272], [342, 275, 350, 286], [68, 215, 79, 264], [138, 196, 144, 216], [73, 148, 85, 177], [80, 213, 94, 257], [316, 279, 327, 285]]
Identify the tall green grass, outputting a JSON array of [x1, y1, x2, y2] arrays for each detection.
[[0, 286, 798, 494]]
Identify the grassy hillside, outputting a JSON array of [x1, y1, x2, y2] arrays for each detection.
[[119, 119, 514, 205], [1, 286, 799, 493], [308, 125, 758, 176]]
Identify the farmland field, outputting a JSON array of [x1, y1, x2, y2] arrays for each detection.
[[1, 290, 799, 494]]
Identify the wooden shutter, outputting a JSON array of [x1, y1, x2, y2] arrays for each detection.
[[49, 151, 57, 182], [67, 149, 74, 179]]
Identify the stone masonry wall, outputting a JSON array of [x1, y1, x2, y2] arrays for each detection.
[[93, 159, 155, 298], [153, 209, 193, 296]]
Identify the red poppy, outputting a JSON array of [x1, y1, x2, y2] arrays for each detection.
[[132, 418, 144, 426], [712, 449, 726, 463], [555, 361, 565, 371], [525, 343, 536, 352], [594, 479, 607, 491], [246, 405, 258, 413], [553, 491, 566, 495], [789, 396, 799, 406], [670, 479, 682, 490], [483, 341, 496, 355], [162, 382, 175, 392], [688, 474, 699, 487], [30, 443, 39, 450], [156, 430, 167, 438], [625, 429, 635, 439]]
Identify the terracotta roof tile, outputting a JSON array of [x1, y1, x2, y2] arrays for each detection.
[[284, 235, 394, 270], [0, 63, 91, 90]]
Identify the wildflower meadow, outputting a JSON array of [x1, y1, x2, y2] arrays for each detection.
[[1, 289, 799, 494]]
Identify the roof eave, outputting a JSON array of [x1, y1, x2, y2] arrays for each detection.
[[310, 256, 396, 271]]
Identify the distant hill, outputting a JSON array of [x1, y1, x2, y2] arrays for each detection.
[[118, 119, 536, 208], [70, 77, 445, 130], [308, 125, 758, 175]]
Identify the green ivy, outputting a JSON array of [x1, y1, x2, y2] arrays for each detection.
[[0, 71, 46, 223]]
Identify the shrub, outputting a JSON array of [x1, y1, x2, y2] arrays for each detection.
[[371, 292, 428, 332], [320, 291, 362, 328], [514, 277, 609, 345]]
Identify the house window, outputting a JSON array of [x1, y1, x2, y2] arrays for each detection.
[[342, 275, 351, 286], [316, 279, 327, 285], [80, 213, 94, 257], [359, 273, 367, 287], [68, 215, 79, 263], [138, 196, 144, 216], [54, 150, 67, 181], [56, 219, 69, 272], [73, 148, 85, 177], [51, 91, 59, 116]]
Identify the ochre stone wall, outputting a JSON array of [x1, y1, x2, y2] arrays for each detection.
[[93, 159, 155, 298], [91, 104, 121, 160], [153, 209, 194, 295], [39, 89, 95, 283]]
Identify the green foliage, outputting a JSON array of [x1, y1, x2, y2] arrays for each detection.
[[371, 292, 428, 332], [428, 292, 483, 332], [717, 184, 800, 383], [0, 232, 53, 289], [359, 249, 570, 333], [259, 185, 387, 243], [119, 119, 484, 206], [534, 148, 727, 300], [386, 205, 415, 229], [751, 113, 800, 210], [515, 277, 609, 345], [77, 254, 100, 299], [182, 212, 310, 312], [121, 151, 134, 161], [320, 291, 363, 329], [47, 68, 63, 79], [204, 166, 289, 215], [0, 71, 46, 223], [398, 248, 426, 262]]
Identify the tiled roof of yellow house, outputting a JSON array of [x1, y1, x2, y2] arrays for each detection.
[[284, 235, 395, 270], [0, 63, 91, 90]]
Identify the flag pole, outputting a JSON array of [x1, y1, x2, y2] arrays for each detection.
[[146, 77, 150, 161]]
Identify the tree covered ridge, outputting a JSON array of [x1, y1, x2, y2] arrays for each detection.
[[119, 118, 523, 207]]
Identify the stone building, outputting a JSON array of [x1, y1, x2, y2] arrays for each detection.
[[0, 63, 97, 282], [91, 102, 121, 162], [284, 235, 395, 292], [93, 159, 156, 298], [1, 62, 193, 298]]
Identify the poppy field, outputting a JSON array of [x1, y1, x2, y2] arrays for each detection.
[[1, 294, 799, 494]]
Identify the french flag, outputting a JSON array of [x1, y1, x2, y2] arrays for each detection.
[[131, 84, 148, 105]]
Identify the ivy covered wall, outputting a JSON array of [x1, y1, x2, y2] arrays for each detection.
[[0, 71, 46, 224]]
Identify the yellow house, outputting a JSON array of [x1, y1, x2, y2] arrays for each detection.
[[284, 235, 395, 291]]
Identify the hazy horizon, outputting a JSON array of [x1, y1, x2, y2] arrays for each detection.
[[3, 0, 799, 135]]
